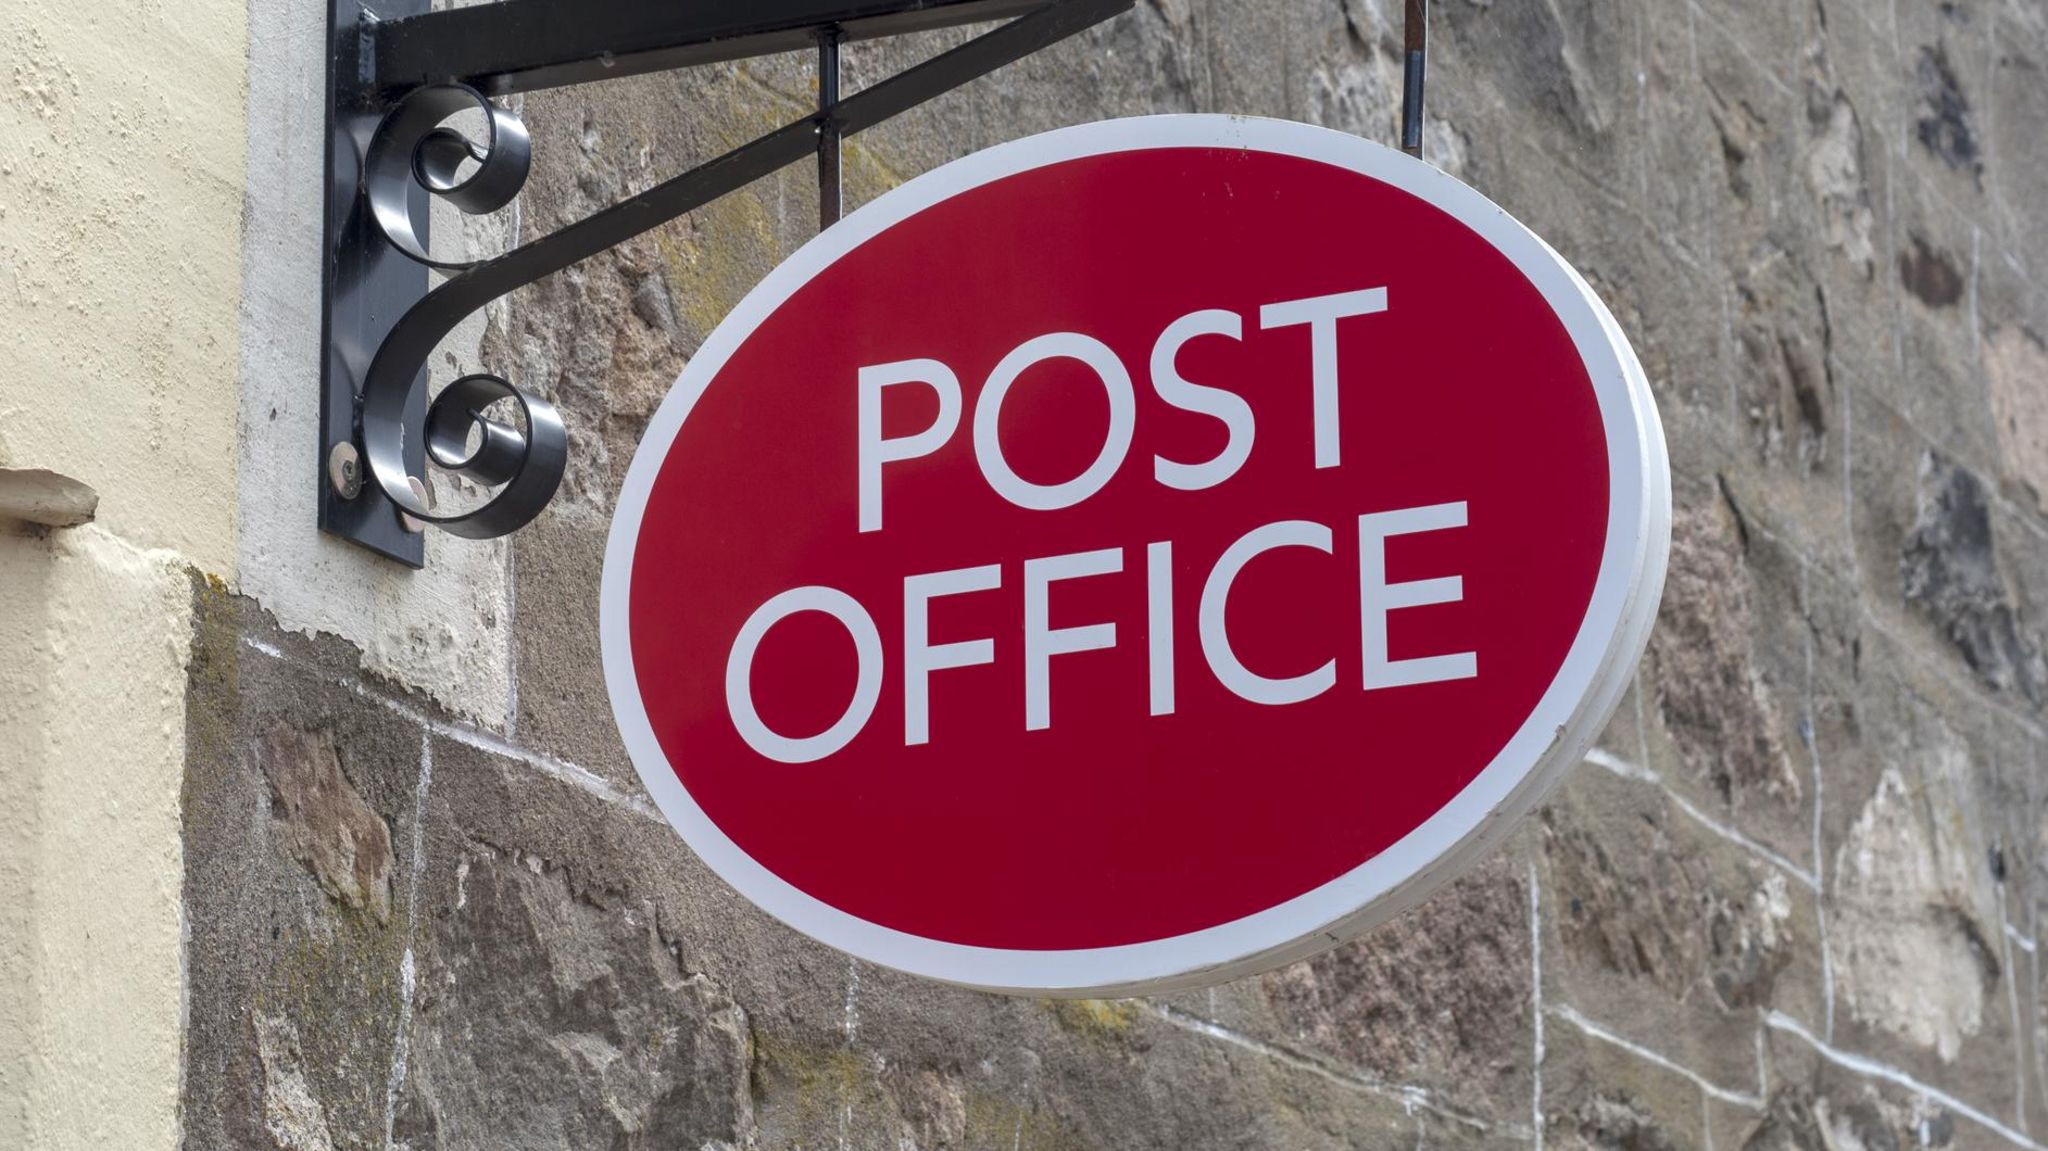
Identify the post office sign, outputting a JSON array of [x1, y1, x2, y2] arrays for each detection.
[[602, 115, 1670, 995]]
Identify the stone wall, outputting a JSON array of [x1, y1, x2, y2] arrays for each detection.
[[188, 0, 2048, 1148]]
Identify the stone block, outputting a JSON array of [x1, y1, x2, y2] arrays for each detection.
[[181, 593, 432, 1151], [1536, 763, 1829, 1095], [389, 826, 754, 1151], [1474, 148, 1742, 488], [1819, 618, 2032, 1122], [1636, 472, 1825, 867], [1439, 0, 1648, 205], [1152, 851, 1536, 1131], [1867, 163, 2005, 473], [1712, 233, 1855, 582], [1540, 1002, 1757, 1151], [1977, 287, 2048, 522], [1888, 2, 2000, 218], [1747, 1021, 2021, 1151], [510, 510, 639, 792], [1848, 381, 2048, 712], [1989, 495, 2048, 709], [1982, 13, 2048, 305]]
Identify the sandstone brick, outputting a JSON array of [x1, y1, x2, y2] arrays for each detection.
[[1847, 382, 2048, 720], [1747, 1024, 2015, 1151], [1153, 853, 1536, 1128], [181, 595, 433, 1151], [1902, 454, 2047, 706], [1982, 20, 2048, 300], [260, 724, 397, 926], [1539, 1010, 1747, 1151], [1536, 764, 1828, 1095], [1818, 620, 2032, 1120], [1637, 475, 1820, 865], [1983, 324, 2048, 519], [390, 842, 754, 1150]]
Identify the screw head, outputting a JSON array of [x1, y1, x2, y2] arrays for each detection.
[[327, 443, 363, 500]]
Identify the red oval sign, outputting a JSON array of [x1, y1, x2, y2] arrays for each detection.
[[603, 116, 1669, 994]]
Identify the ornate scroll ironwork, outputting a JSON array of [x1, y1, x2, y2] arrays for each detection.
[[321, 0, 1133, 565]]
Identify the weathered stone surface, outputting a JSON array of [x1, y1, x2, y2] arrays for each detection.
[[408, 727, 1535, 1149], [1538, 765, 1827, 1094], [1648, 497, 1802, 815], [261, 723, 396, 925], [391, 843, 754, 1150], [1733, 247, 1835, 475], [1804, 85, 1877, 279], [180, 589, 431, 1151], [1539, 1014, 1729, 1151], [1914, 42, 1982, 180], [1984, 12, 2048, 307], [1739, 1029, 1997, 1151], [1901, 452, 2046, 706], [1635, 472, 1836, 876], [256, 1011, 338, 1151], [1736, 1083, 1960, 1151], [1579, 811, 1794, 1012], [1819, 619, 2034, 1126], [1831, 738, 2000, 1061], [1898, 232, 1967, 309], [1985, 326, 2048, 515], [1849, 384, 2045, 756], [1256, 858, 1533, 1121]]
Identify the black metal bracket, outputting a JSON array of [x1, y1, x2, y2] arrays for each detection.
[[321, 0, 1133, 566]]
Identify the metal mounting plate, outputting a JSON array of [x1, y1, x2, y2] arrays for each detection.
[[321, 0, 430, 566]]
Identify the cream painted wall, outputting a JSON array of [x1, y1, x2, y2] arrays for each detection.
[[0, 528, 194, 1151], [0, 3, 248, 576], [0, 1, 249, 1148]]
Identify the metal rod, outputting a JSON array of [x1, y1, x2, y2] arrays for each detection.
[[371, 0, 1046, 96], [1401, 0, 1426, 159], [819, 27, 842, 228]]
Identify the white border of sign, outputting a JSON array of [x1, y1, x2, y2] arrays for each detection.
[[601, 115, 1671, 996]]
